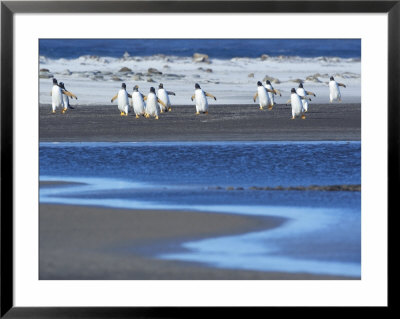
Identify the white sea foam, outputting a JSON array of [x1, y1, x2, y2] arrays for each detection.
[[39, 55, 361, 106]]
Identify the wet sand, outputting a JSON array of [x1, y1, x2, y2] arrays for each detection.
[[39, 203, 355, 280], [39, 103, 361, 142]]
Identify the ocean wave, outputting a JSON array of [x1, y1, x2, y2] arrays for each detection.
[[40, 53, 360, 65]]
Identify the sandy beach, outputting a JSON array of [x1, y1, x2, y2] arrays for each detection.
[[39, 103, 361, 142], [39, 202, 356, 280]]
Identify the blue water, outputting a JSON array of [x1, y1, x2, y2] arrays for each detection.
[[39, 39, 361, 59], [40, 141, 361, 278]]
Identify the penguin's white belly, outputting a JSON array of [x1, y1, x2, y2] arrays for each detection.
[[157, 89, 170, 110], [195, 90, 208, 112], [296, 88, 306, 97], [62, 94, 70, 108], [329, 81, 341, 101], [291, 94, 303, 116], [296, 88, 308, 112], [265, 84, 274, 104], [146, 94, 159, 116], [132, 92, 146, 115], [301, 99, 308, 112], [118, 90, 129, 112], [52, 86, 64, 108], [258, 87, 270, 107]]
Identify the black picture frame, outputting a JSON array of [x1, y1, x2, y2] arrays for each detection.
[[1, 1, 396, 317]]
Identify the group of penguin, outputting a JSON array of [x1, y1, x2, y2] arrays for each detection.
[[50, 76, 346, 120], [109, 82, 217, 119], [111, 83, 170, 119], [254, 77, 346, 119]]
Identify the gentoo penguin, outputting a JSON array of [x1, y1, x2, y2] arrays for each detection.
[[143, 87, 166, 120], [286, 88, 311, 119], [296, 83, 316, 112], [329, 76, 346, 103], [191, 83, 216, 115], [50, 78, 65, 114], [253, 81, 275, 110], [59, 82, 78, 110], [111, 83, 132, 116], [157, 83, 175, 113], [130, 85, 146, 118], [265, 80, 281, 107]]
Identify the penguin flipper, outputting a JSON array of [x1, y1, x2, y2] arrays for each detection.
[[306, 91, 316, 97], [167, 91, 176, 96], [274, 89, 282, 96], [63, 91, 78, 99], [157, 98, 166, 108], [205, 92, 216, 100], [253, 92, 258, 102], [111, 94, 118, 103], [338, 83, 346, 88]]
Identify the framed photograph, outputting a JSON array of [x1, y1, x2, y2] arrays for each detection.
[[1, 0, 395, 317]]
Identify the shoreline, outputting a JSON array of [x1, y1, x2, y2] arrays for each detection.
[[40, 103, 361, 142], [39, 203, 357, 280]]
